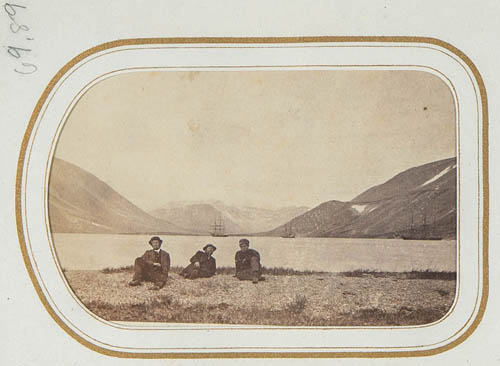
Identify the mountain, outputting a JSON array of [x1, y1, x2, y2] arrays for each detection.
[[264, 157, 457, 239], [49, 156, 456, 238], [151, 203, 243, 235], [150, 201, 309, 235], [48, 158, 184, 234]]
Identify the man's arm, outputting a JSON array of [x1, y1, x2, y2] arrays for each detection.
[[140, 250, 155, 265], [190, 251, 203, 263], [250, 249, 261, 262]]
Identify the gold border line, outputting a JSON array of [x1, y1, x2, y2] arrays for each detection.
[[15, 36, 488, 359]]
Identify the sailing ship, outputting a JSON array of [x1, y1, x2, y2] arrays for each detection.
[[281, 222, 295, 238], [401, 197, 442, 240], [210, 215, 228, 237]]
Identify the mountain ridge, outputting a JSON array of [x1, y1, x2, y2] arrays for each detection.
[[150, 201, 310, 235], [48, 158, 186, 234], [49, 157, 456, 239], [264, 157, 457, 239]]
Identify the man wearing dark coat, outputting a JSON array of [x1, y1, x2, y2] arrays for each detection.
[[180, 244, 217, 279], [128, 236, 170, 290], [235, 238, 263, 284]]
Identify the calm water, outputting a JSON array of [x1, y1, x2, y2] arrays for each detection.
[[52, 234, 456, 272]]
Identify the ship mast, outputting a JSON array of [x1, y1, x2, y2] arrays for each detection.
[[211, 215, 225, 236]]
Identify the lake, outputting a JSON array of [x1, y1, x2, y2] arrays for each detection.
[[52, 234, 456, 273]]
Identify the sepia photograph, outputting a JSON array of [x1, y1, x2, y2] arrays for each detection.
[[49, 69, 457, 327]]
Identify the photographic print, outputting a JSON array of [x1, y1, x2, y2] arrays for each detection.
[[49, 68, 457, 327]]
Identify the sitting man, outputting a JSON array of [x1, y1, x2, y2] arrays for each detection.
[[128, 236, 170, 290], [180, 244, 217, 279], [235, 238, 263, 284]]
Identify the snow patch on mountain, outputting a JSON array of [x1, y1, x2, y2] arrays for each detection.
[[351, 204, 367, 213], [351, 204, 379, 214], [421, 164, 456, 187]]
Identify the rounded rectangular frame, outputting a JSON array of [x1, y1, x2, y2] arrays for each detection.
[[16, 37, 488, 358]]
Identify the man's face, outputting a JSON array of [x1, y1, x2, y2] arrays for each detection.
[[239, 243, 249, 252], [150, 240, 162, 250], [204, 246, 214, 255]]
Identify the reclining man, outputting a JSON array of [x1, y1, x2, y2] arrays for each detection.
[[128, 236, 170, 290], [235, 238, 263, 284], [180, 244, 217, 279]]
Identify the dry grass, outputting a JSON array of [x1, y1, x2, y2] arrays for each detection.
[[286, 294, 308, 314], [100, 265, 329, 276], [65, 268, 456, 326], [339, 269, 456, 280]]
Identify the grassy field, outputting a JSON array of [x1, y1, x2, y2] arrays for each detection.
[[64, 266, 456, 326]]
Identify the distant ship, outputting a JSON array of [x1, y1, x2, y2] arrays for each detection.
[[281, 223, 295, 238], [401, 201, 442, 240], [211, 215, 228, 237], [401, 233, 442, 240], [401, 226, 443, 241]]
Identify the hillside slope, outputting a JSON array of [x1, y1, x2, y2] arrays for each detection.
[[48, 158, 184, 234], [265, 157, 457, 239]]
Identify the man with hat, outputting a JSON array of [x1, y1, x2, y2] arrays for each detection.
[[235, 238, 263, 284], [128, 236, 170, 290], [180, 244, 217, 279]]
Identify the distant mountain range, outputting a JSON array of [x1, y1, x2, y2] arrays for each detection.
[[150, 201, 309, 235], [48, 158, 185, 234], [49, 157, 456, 239], [263, 157, 457, 239], [48, 158, 308, 235]]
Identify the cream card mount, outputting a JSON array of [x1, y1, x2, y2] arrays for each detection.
[[16, 37, 488, 358]]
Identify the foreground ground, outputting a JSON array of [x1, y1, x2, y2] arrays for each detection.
[[64, 267, 456, 326]]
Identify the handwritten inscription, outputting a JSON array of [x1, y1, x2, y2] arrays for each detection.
[[3, 2, 37, 74]]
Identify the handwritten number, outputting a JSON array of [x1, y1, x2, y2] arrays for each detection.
[[7, 45, 30, 58], [10, 22, 29, 33], [14, 62, 37, 74], [3, 3, 26, 17], [4, 3, 36, 74]]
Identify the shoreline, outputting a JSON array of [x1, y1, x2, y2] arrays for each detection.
[[97, 265, 457, 280], [54, 231, 457, 240]]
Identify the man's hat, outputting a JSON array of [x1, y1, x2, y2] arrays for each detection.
[[149, 236, 163, 244], [239, 238, 250, 245], [203, 243, 217, 251]]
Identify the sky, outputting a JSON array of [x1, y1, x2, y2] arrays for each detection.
[[54, 70, 456, 211]]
